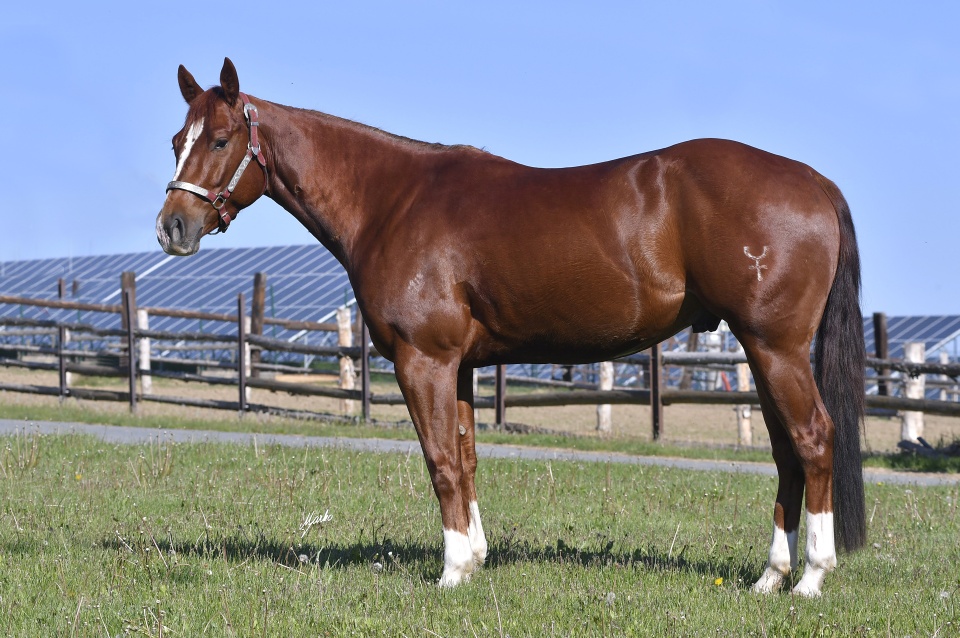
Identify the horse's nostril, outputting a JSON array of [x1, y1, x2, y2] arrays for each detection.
[[171, 216, 184, 244]]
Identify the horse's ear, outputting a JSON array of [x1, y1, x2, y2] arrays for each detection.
[[220, 57, 240, 106], [177, 65, 203, 104]]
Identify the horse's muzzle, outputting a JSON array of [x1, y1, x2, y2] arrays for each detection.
[[156, 210, 201, 256]]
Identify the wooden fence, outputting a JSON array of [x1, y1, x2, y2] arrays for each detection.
[[1, 275, 959, 442]]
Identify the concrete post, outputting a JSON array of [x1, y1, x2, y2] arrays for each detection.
[[901, 342, 925, 442], [596, 361, 614, 433], [337, 306, 355, 415], [736, 357, 752, 447], [137, 309, 152, 395]]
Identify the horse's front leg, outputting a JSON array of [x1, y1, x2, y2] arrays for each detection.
[[395, 348, 474, 587]]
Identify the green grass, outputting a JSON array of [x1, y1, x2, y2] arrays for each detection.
[[0, 432, 958, 636]]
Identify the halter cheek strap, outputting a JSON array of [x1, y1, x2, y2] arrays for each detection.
[[166, 92, 268, 233]]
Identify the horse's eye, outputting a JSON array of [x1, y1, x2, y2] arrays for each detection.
[[214, 138, 228, 150]]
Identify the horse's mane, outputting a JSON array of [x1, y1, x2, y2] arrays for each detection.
[[189, 87, 490, 158], [284, 103, 489, 156]]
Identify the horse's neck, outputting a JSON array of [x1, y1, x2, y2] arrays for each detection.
[[258, 100, 427, 267]]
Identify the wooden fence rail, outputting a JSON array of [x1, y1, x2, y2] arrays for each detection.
[[2, 281, 959, 440]]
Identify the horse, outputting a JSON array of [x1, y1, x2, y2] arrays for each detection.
[[156, 58, 866, 596]]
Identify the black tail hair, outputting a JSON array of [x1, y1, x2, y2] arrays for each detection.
[[813, 173, 867, 552]]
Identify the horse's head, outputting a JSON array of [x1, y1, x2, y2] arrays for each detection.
[[156, 58, 267, 256]]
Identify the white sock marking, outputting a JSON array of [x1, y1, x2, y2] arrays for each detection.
[[467, 501, 487, 566], [793, 511, 836, 597], [753, 524, 798, 593], [438, 529, 474, 588], [173, 118, 204, 180], [768, 525, 795, 573]]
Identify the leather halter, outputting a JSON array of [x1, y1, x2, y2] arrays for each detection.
[[166, 92, 268, 233]]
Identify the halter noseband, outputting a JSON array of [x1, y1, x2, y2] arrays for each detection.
[[166, 92, 268, 233]]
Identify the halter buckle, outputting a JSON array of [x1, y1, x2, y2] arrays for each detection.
[[212, 193, 227, 209]]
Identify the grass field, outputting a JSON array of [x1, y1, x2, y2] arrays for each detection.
[[1, 432, 958, 636]]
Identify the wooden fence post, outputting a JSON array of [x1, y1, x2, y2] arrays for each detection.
[[873, 312, 889, 396], [679, 329, 698, 390], [736, 351, 752, 447], [57, 278, 71, 395], [337, 306, 355, 415], [120, 271, 137, 393], [237, 293, 248, 413], [360, 318, 371, 421], [250, 272, 266, 377], [650, 344, 662, 440], [120, 272, 137, 317], [596, 361, 614, 433], [122, 290, 137, 413], [57, 324, 68, 402], [137, 309, 152, 395], [901, 341, 925, 442], [495, 364, 507, 428]]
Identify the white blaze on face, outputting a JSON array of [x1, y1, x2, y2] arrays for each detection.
[[173, 118, 205, 180]]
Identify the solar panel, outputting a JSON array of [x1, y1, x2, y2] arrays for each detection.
[[863, 314, 960, 360], [0, 246, 353, 348]]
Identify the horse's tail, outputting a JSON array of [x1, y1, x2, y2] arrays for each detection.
[[813, 173, 867, 552]]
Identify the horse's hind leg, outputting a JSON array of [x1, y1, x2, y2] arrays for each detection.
[[739, 333, 837, 597], [751, 375, 803, 592], [457, 366, 487, 567]]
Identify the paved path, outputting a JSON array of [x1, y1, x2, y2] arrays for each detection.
[[1, 418, 956, 487]]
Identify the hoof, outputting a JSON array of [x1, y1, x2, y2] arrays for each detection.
[[752, 567, 786, 594], [471, 539, 488, 568], [438, 564, 473, 588], [792, 567, 826, 598]]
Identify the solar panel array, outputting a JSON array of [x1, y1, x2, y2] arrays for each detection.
[[862, 315, 960, 360], [0, 245, 353, 345]]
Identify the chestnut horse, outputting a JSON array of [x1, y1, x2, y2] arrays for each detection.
[[156, 58, 866, 596]]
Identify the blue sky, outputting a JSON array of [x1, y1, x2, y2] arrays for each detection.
[[1, 1, 957, 315]]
